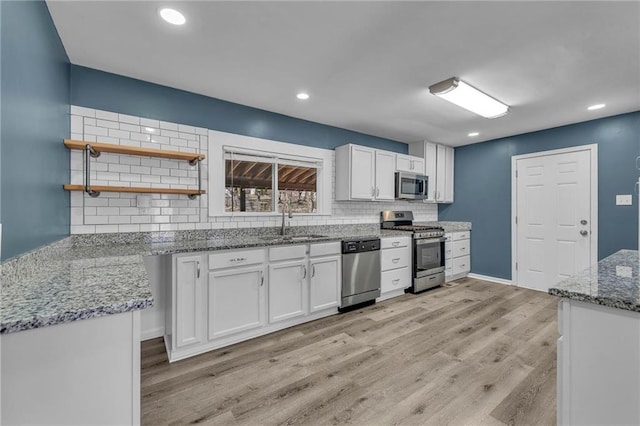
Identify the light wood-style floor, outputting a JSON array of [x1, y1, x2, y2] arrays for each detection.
[[141, 278, 558, 425]]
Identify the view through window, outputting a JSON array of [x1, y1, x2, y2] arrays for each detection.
[[225, 155, 318, 213]]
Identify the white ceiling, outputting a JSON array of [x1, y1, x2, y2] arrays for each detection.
[[47, 1, 640, 147]]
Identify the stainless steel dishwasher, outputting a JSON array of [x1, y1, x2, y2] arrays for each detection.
[[339, 238, 381, 311]]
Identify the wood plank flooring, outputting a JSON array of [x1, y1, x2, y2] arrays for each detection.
[[141, 278, 558, 425]]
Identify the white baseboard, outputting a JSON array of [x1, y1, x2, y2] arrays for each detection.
[[467, 273, 512, 286], [140, 327, 164, 341]]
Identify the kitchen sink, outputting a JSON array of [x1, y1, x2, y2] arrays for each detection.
[[260, 234, 328, 242]]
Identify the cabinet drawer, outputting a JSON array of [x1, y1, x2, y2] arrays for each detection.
[[444, 233, 453, 242], [452, 255, 470, 275], [209, 249, 265, 270], [445, 242, 453, 259], [452, 239, 470, 258], [309, 241, 341, 257], [381, 267, 411, 293], [381, 236, 411, 249], [381, 247, 410, 271], [452, 231, 470, 241], [269, 244, 307, 262]]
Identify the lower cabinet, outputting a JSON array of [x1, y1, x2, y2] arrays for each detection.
[[309, 255, 341, 312], [208, 265, 265, 340], [445, 231, 471, 282], [379, 235, 412, 300], [166, 241, 341, 362]]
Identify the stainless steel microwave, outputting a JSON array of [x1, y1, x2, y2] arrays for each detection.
[[395, 172, 428, 200]]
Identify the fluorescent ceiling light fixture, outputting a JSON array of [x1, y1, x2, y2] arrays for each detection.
[[468, 132, 479, 137], [159, 8, 186, 25], [587, 103, 605, 111], [429, 77, 509, 119], [296, 92, 310, 100]]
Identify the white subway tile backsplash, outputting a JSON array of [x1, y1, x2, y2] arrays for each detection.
[[70, 106, 437, 235]]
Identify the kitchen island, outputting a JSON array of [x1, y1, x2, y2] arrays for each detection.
[[549, 249, 640, 426]]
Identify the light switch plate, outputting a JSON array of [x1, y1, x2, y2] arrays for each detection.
[[616, 194, 632, 206]]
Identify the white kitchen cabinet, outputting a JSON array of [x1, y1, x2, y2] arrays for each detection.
[[173, 255, 204, 348], [335, 144, 395, 201], [445, 231, 471, 282], [379, 235, 412, 300], [269, 259, 308, 323], [167, 242, 341, 362], [408, 141, 454, 203], [396, 153, 425, 174], [208, 265, 265, 340], [558, 299, 640, 426], [309, 242, 341, 313]]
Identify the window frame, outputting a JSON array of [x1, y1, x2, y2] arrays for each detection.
[[209, 130, 333, 217]]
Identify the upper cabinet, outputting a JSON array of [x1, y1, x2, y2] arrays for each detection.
[[395, 154, 425, 174], [335, 144, 395, 201], [409, 141, 454, 203]]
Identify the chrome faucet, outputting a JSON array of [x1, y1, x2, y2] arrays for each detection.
[[280, 200, 293, 236]]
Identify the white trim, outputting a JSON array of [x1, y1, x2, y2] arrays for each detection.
[[511, 144, 598, 287], [209, 130, 333, 216], [467, 273, 512, 286]]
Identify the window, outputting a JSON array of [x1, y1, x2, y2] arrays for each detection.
[[224, 152, 318, 213], [210, 130, 332, 216]]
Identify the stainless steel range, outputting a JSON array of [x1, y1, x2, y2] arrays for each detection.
[[381, 210, 446, 292]]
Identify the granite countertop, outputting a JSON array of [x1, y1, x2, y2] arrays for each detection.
[[417, 221, 472, 233], [549, 250, 640, 312], [0, 226, 412, 334]]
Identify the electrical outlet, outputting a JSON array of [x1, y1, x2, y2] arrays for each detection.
[[616, 194, 632, 206]]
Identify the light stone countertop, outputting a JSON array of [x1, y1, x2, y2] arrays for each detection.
[[548, 249, 640, 312], [1, 225, 409, 334], [417, 221, 472, 233]]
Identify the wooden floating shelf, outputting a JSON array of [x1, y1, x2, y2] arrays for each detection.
[[63, 185, 206, 196], [64, 139, 205, 162]]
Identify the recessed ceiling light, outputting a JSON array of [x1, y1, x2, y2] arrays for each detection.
[[296, 92, 310, 100], [159, 8, 186, 25], [587, 104, 605, 111], [468, 132, 479, 137]]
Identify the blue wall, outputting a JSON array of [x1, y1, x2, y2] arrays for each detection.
[[439, 111, 640, 280], [70, 65, 407, 153], [0, 1, 70, 260]]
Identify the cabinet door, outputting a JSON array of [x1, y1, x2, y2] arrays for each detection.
[[309, 256, 341, 313], [396, 155, 412, 172], [174, 255, 203, 348], [208, 266, 265, 340], [350, 146, 375, 200], [413, 157, 425, 174], [443, 146, 454, 203], [269, 260, 308, 323], [425, 142, 438, 201], [436, 144, 447, 202], [375, 150, 396, 201]]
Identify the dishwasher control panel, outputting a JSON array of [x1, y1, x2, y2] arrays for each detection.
[[342, 238, 381, 254]]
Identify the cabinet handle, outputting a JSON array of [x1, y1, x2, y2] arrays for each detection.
[[376, 187, 380, 197], [372, 186, 375, 196], [460, 247, 466, 251], [302, 265, 307, 279], [392, 258, 400, 263], [635, 181, 639, 195], [260, 270, 264, 286], [392, 241, 400, 247], [196, 261, 200, 278], [311, 265, 315, 277], [230, 257, 247, 263], [392, 279, 400, 283]]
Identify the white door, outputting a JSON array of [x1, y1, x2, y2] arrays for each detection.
[[268, 260, 308, 323], [375, 150, 396, 201], [207, 266, 265, 340], [309, 256, 341, 312], [174, 255, 203, 348], [514, 147, 595, 291], [350, 146, 375, 200]]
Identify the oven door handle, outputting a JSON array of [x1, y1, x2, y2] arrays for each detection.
[[415, 237, 446, 245]]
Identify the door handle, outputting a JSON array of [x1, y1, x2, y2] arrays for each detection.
[[580, 230, 589, 236], [580, 220, 588, 225]]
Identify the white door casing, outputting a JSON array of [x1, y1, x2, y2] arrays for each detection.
[[512, 145, 598, 291]]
